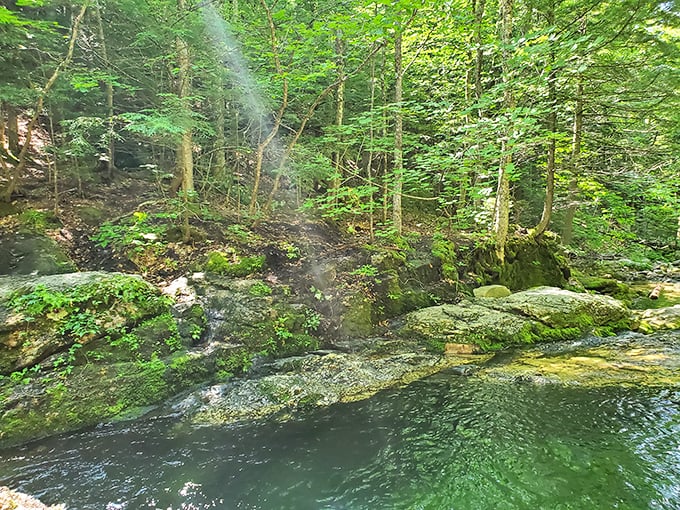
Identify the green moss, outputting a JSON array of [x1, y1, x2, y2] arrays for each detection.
[[432, 234, 458, 280], [205, 251, 266, 277]]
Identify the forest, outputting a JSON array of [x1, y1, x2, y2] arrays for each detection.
[[1, 0, 678, 260], [2, 2, 680, 508]]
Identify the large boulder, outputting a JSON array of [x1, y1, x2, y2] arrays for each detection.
[[0, 233, 75, 276], [399, 287, 631, 352], [488, 286, 630, 329], [0, 272, 166, 375], [400, 301, 536, 351]]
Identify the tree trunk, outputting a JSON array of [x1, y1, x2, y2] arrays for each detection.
[[535, 3, 557, 237], [331, 30, 346, 203], [176, 0, 194, 241], [249, 0, 288, 216], [493, 0, 514, 262], [1, 1, 89, 202], [6, 103, 20, 157], [214, 92, 227, 181], [94, 1, 115, 180], [562, 78, 584, 246], [459, 0, 486, 212], [392, 27, 404, 235]]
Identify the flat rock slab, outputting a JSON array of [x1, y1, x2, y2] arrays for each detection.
[[173, 351, 485, 425], [477, 331, 680, 387], [633, 305, 680, 333]]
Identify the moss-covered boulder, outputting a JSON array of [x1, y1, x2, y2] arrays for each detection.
[[400, 302, 537, 351], [0, 272, 211, 447], [472, 234, 570, 290], [0, 233, 75, 276], [0, 272, 168, 375], [473, 285, 511, 298], [399, 287, 631, 352], [488, 286, 630, 330]]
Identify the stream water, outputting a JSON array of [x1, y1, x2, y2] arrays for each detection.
[[1, 344, 680, 509]]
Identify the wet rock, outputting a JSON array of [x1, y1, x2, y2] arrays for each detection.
[[177, 351, 483, 425], [473, 285, 511, 298], [633, 305, 680, 333], [445, 343, 483, 355], [0, 486, 64, 509], [478, 331, 680, 387]]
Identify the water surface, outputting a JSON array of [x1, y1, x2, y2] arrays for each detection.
[[1, 369, 679, 509]]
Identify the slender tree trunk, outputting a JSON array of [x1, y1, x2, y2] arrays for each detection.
[[6, 103, 20, 157], [562, 77, 584, 246], [214, 92, 227, 181], [331, 30, 346, 203], [493, 0, 514, 262], [535, 4, 557, 237], [249, 0, 288, 216], [176, 0, 194, 241], [459, 0, 487, 213], [1, 1, 89, 202], [392, 27, 404, 235], [94, 1, 115, 180], [367, 53, 377, 240]]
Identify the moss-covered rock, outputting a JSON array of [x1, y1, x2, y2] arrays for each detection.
[[0, 272, 170, 375], [400, 302, 537, 352], [205, 251, 265, 277], [0, 233, 75, 276], [399, 287, 631, 352], [472, 234, 570, 290], [477, 331, 680, 387], [633, 305, 680, 333]]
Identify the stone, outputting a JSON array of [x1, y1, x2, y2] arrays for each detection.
[[400, 301, 536, 350], [473, 285, 511, 298], [0, 233, 75, 276], [489, 286, 630, 329], [0, 486, 64, 509], [400, 286, 631, 352], [633, 305, 680, 333], [445, 343, 483, 355]]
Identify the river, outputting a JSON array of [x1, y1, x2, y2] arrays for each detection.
[[1, 334, 679, 509]]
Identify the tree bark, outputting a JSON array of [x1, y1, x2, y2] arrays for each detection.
[[534, 3, 557, 237], [6, 103, 20, 157], [493, 0, 514, 263], [392, 26, 404, 235], [176, 0, 194, 196], [331, 30, 346, 203], [562, 78, 584, 246], [249, 0, 288, 216], [1, 1, 89, 202], [94, 1, 115, 180]]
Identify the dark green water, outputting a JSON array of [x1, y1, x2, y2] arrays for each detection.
[[1, 372, 679, 509]]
